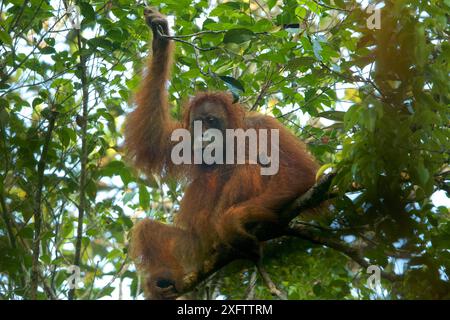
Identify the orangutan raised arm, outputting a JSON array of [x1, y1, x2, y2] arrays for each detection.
[[125, 8, 178, 176]]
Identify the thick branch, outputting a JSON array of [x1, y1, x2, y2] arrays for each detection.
[[245, 268, 257, 300], [177, 172, 402, 297], [253, 172, 337, 240], [180, 173, 337, 294]]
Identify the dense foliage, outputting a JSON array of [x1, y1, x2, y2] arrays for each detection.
[[0, 0, 448, 299]]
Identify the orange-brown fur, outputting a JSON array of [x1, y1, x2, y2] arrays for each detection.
[[125, 8, 318, 299]]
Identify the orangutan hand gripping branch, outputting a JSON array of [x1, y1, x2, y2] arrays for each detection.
[[125, 8, 318, 299]]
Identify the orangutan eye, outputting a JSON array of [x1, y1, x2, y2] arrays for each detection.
[[205, 116, 217, 125]]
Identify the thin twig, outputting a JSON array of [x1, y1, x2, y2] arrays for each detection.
[[164, 29, 227, 38], [253, 0, 272, 19], [157, 30, 219, 51], [68, 23, 89, 301], [311, 0, 352, 12], [286, 223, 401, 282], [39, 272, 58, 300], [250, 67, 275, 111], [4, 11, 68, 80], [157, 29, 268, 52], [256, 261, 287, 300]]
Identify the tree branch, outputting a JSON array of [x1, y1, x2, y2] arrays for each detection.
[[178, 173, 337, 295], [173, 172, 401, 298], [286, 223, 401, 282], [311, 0, 353, 12], [0, 189, 16, 248], [68, 26, 90, 301], [257, 261, 287, 300], [245, 268, 257, 300], [31, 109, 57, 299]]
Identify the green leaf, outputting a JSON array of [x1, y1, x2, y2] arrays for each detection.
[[218, 75, 245, 102], [122, 192, 135, 204], [318, 111, 345, 122], [57, 128, 71, 148], [251, 19, 273, 32], [0, 30, 12, 46], [313, 283, 323, 296], [88, 37, 113, 50], [365, 108, 377, 132], [223, 28, 254, 44], [343, 104, 361, 130], [286, 57, 315, 71], [267, 0, 277, 9], [40, 46, 56, 54], [0, 108, 9, 126], [106, 248, 122, 260], [80, 2, 96, 22], [316, 163, 334, 180], [210, 2, 242, 16], [32, 98, 44, 107], [139, 185, 150, 210], [295, 6, 307, 19], [417, 162, 430, 186], [312, 37, 323, 61]]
